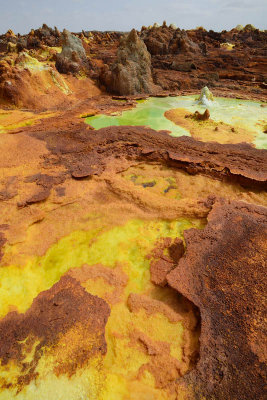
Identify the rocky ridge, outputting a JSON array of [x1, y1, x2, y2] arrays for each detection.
[[0, 23, 266, 108]]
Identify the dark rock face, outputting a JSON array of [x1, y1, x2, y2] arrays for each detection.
[[168, 199, 267, 400], [137, 24, 267, 95], [141, 26, 201, 56], [55, 29, 88, 74], [141, 26, 174, 55], [24, 24, 61, 49], [101, 29, 154, 95]]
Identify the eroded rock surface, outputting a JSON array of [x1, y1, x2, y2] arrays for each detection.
[[100, 29, 154, 95], [147, 237, 185, 286], [0, 24, 266, 108], [168, 199, 267, 400], [55, 29, 88, 74], [0, 110, 266, 398], [29, 124, 266, 188], [141, 25, 202, 56], [0, 21, 267, 400]]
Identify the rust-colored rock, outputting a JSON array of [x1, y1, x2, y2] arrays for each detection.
[[1, 24, 267, 108], [30, 124, 267, 189], [0, 275, 110, 391], [168, 199, 267, 400], [141, 26, 201, 56], [0, 22, 267, 399], [192, 109, 210, 121], [148, 237, 185, 286]]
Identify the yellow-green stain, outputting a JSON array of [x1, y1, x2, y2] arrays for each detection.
[[0, 218, 201, 318], [0, 119, 35, 133]]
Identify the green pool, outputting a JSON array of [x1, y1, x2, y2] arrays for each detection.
[[85, 96, 267, 149]]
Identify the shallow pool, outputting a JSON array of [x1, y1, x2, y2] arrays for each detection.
[[86, 96, 267, 149]]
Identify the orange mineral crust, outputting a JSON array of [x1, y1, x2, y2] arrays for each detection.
[[164, 107, 259, 145]]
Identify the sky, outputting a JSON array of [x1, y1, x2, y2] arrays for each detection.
[[0, 0, 266, 35]]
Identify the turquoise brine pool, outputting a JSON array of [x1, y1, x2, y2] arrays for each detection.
[[85, 96, 267, 149]]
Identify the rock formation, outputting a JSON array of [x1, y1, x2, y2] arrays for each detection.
[[56, 29, 88, 74], [141, 26, 202, 56], [101, 29, 154, 95], [168, 199, 267, 400], [0, 18, 267, 400], [198, 86, 214, 105], [192, 109, 210, 121], [0, 24, 266, 102]]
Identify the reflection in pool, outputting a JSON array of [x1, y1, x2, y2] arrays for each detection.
[[86, 96, 267, 149]]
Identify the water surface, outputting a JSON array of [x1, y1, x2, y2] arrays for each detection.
[[86, 96, 267, 149]]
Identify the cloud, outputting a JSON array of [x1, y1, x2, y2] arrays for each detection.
[[0, 0, 266, 34], [222, 0, 265, 10]]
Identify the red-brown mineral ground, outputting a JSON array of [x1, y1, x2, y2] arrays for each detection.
[[0, 275, 110, 392], [168, 199, 267, 400]]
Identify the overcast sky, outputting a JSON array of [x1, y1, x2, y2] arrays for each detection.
[[0, 0, 266, 35]]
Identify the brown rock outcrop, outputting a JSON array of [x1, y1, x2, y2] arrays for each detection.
[[100, 29, 154, 95], [141, 26, 201, 56], [138, 24, 267, 96], [148, 237, 185, 286], [56, 29, 89, 74], [1, 24, 267, 105], [191, 109, 210, 121], [30, 124, 267, 189], [167, 199, 267, 400]]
